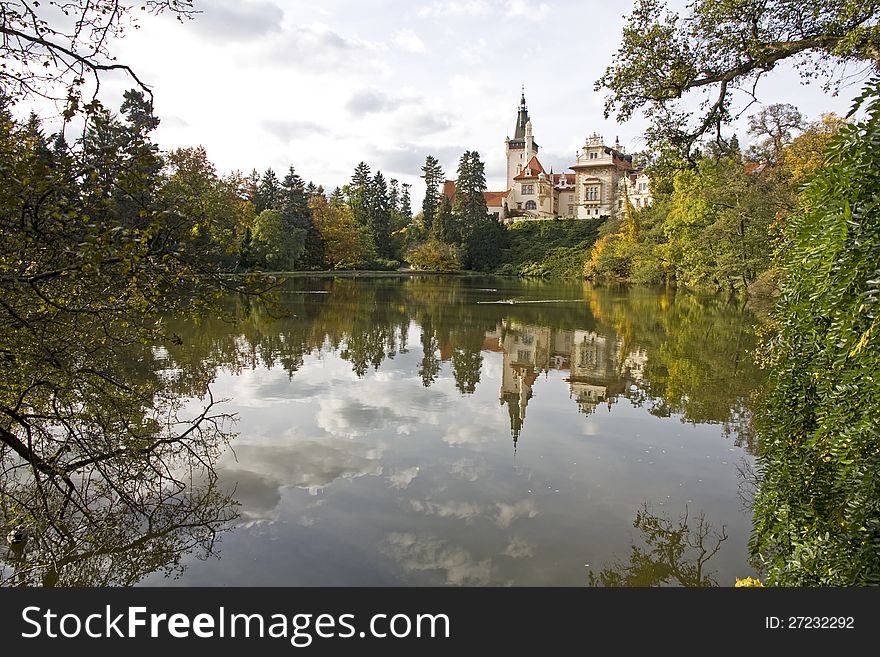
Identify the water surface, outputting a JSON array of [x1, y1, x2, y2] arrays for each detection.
[[142, 276, 761, 586]]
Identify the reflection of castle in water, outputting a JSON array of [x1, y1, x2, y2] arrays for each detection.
[[484, 322, 648, 448]]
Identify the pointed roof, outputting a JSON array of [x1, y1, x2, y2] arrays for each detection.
[[513, 155, 546, 180], [513, 90, 530, 140]]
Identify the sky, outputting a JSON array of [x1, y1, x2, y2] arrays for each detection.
[[66, 0, 861, 206]]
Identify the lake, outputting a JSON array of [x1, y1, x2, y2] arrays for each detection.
[[1, 275, 761, 587], [134, 275, 762, 586]]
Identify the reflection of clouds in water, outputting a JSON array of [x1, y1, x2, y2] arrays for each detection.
[[221, 468, 282, 525], [407, 496, 538, 529], [218, 439, 385, 519], [315, 378, 449, 438], [494, 500, 538, 528], [448, 458, 487, 482], [442, 405, 501, 447], [316, 397, 414, 437], [502, 537, 536, 559], [408, 499, 483, 523], [380, 533, 492, 586], [387, 466, 420, 490]]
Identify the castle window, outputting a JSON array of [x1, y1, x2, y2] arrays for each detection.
[[525, 200, 537, 211], [522, 184, 535, 195], [568, 204, 574, 215], [590, 152, 598, 159], [584, 184, 600, 201]]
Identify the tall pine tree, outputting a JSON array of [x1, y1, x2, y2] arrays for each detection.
[[421, 155, 444, 232], [370, 171, 392, 259], [454, 151, 505, 270], [400, 183, 413, 223], [349, 161, 372, 226], [281, 166, 324, 269], [253, 168, 281, 214]]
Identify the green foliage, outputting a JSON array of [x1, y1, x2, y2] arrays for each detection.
[[309, 194, 375, 269], [407, 239, 463, 272], [664, 154, 775, 291], [597, 0, 880, 156], [421, 155, 444, 232], [251, 209, 306, 271], [751, 78, 880, 585], [498, 219, 600, 278]]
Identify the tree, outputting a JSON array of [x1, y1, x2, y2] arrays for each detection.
[[454, 150, 505, 270], [747, 103, 805, 165], [251, 209, 305, 271], [309, 194, 375, 268], [281, 166, 324, 269], [421, 155, 444, 232], [781, 112, 848, 185], [597, 0, 880, 156], [407, 239, 462, 272], [664, 153, 775, 291], [400, 183, 413, 222], [369, 171, 393, 259], [0, 1, 196, 101], [751, 78, 880, 585], [253, 168, 282, 215], [431, 193, 457, 244], [349, 161, 372, 226]]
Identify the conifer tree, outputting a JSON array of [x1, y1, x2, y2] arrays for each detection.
[[282, 166, 324, 269], [350, 161, 372, 226], [454, 151, 505, 270], [400, 183, 413, 223], [370, 171, 392, 259], [431, 194, 457, 244], [253, 168, 281, 214], [421, 155, 444, 232]]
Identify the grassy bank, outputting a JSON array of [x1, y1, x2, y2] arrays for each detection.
[[495, 219, 601, 278]]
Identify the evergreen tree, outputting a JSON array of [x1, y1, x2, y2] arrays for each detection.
[[244, 168, 260, 205], [330, 186, 346, 208], [369, 171, 392, 259], [253, 168, 281, 214], [432, 194, 457, 244], [282, 166, 324, 269], [454, 151, 505, 270], [400, 183, 413, 222], [350, 161, 372, 226], [421, 155, 444, 232], [388, 178, 400, 213]]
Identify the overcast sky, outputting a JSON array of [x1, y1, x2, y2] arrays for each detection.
[[83, 0, 859, 205]]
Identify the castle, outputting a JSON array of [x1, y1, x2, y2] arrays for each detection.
[[447, 92, 652, 222]]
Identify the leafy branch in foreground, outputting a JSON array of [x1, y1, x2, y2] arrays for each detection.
[[597, 0, 880, 157]]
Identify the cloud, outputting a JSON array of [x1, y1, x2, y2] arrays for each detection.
[[409, 499, 484, 523], [394, 29, 427, 54], [261, 118, 331, 141], [367, 143, 465, 177], [418, 1, 493, 18], [508, 0, 550, 21], [395, 112, 452, 137], [502, 537, 536, 559], [219, 438, 384, 497], [315, 396, 417, 437], [494, 499, 538, 528], [388, 466, 421, 490], [188, 0, 283, 41], [380, 533, 493, 585], [345, 89, 400, 116], [262, 23, 387, 73]]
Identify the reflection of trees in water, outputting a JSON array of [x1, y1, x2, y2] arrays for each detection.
[[587, 503, 728, 587], [159, 277, 762, 455], [1, 338, 239, 587]]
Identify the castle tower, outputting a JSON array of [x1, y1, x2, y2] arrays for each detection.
[[505, 90, 539, 191]]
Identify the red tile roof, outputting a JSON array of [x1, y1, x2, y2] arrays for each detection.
[[484, 190, 509, 207], [513, 155, 546, 180], [442, 179, 456, 202]]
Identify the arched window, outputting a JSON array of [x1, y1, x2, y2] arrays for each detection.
[[525, 200, 537, 211]]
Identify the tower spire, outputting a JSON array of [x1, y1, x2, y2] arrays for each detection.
[[514, 86, 529, 139]]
